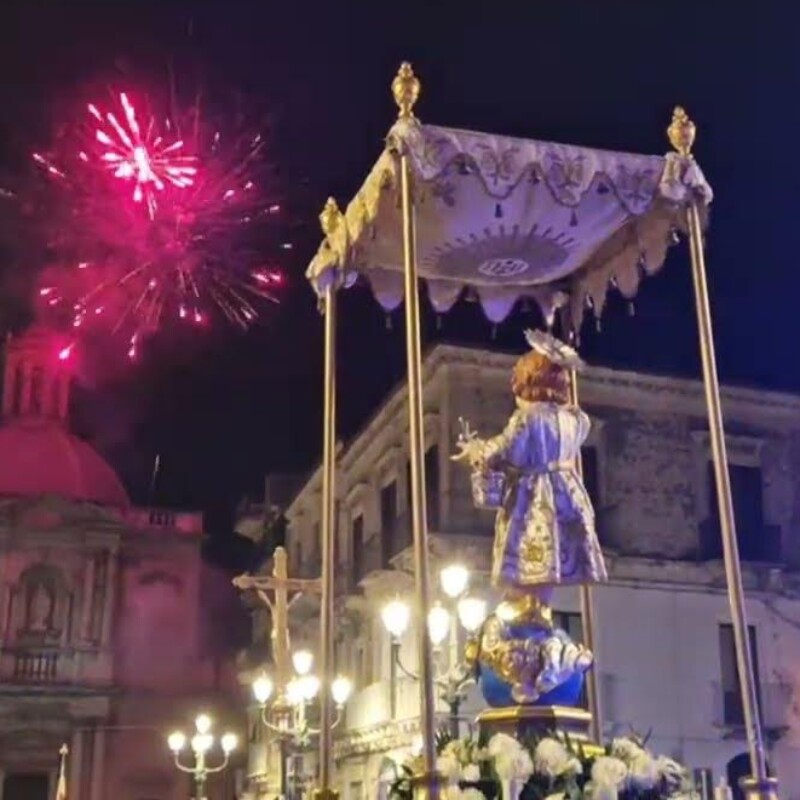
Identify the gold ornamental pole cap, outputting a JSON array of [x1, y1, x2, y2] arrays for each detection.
[[667, 106, 696, 157], [392, 62, 421, 120], [319, 197, 342, 237]]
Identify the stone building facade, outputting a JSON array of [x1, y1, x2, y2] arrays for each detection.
[[0, 326, 242, 800], [247, 343, 800, 800]]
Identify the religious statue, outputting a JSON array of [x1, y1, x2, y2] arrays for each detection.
[[453, 329, 608, 706], [27, 582, 54, 633]]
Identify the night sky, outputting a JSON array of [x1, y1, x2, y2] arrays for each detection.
[[0, 2, 795, 565]]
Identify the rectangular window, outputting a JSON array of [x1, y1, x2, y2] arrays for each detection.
[[706, 463, 774, 561], [719, 623, 761, 726], [380, 480, 398, 566], [352, 514, 364, 580]]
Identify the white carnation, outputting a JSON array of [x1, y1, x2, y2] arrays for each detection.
[[441, 785, 463, 800], [656, 755, 685, 790], [436, 752, 461, 781], [533, 738, 571, 778], [487, 733, 520, 758], [494, 747, 533, 781], [462, 764, 481, 783], [627, 752, 659, 790], [461, 790, 485, 800], [610, 737, 646, 764], [591, 756, 628, 789]]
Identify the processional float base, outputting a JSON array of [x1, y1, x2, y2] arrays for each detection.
[[477, 705, 603, 755]]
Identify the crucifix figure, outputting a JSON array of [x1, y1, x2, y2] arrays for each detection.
[[233, 546, 321, 689]]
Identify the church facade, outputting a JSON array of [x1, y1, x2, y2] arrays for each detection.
[[265, 343, 800, 800], [0, 327, 242, 800]]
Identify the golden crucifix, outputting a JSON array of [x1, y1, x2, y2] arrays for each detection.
[[233, 546, 321, 688]]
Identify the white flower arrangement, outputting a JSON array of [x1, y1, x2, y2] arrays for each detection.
[[390, 730, 692, 800]]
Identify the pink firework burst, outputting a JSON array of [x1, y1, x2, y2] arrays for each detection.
[[89, 92, 197, 217], [9, 82, 290, 362]]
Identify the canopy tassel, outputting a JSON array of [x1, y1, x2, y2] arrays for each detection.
[[490, 324, 498, 340], [436, 314, 443, 331], [595, 315, 602, 333], [670, 227, 680, 245], [494, 203, 503, 219], [385, 313, 393, 330], [628, 301, 636, 316]]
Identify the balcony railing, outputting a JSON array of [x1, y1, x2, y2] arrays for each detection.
[[0, 646, 112, 687], [711, 681, 791, 732], [13, 650, 58, 682]]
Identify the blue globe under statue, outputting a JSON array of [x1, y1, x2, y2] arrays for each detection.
[[479, 661, 586, 708]]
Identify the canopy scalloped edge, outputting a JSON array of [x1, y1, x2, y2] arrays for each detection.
[[307, 118, 713, 330]]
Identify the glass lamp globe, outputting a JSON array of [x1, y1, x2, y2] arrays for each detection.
[[457, 596, 488, 633], [427, 603, 451, 647], [167, 731, 186, 753], [299, 674, 321, 701], [286, 678, 304, 706], [221, 733, 238, 753], [440, 564, 470, 599], [331, 675, 353, 706], [292, 649, 314, 677], [194, 714, 212, 735], [381, 599, 411, 639], [252, 673, 274, 705], [191, 733, 213, 754]]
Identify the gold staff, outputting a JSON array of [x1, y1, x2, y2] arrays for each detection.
[[567, 371, 602, 743], [669, 107, 778, 800], [392, 63, 440, 800]]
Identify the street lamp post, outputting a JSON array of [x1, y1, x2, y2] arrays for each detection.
[[252, 649, 353, 800], [168, 713, 237, 800], [381, 564, 487, 738]]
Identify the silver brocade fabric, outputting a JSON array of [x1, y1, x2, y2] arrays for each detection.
[[474, 401, 608, 589]]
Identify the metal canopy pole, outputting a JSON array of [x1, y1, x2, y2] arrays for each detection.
[[669, 107, 778, 800], [393, 62, 440, 800], [315, 198, 342, 800]]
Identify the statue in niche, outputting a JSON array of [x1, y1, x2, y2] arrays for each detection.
[[452, 329, 608, 706], [26, 582, 54, 633]]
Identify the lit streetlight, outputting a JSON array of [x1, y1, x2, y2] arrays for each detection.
[[381, 564, 487, 736], [252, 649, 353, 799], [168, 714, 237, 800]]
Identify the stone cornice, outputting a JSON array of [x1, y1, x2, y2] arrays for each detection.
[[286, 344, 800, 516]]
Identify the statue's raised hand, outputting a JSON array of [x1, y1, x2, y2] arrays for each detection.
[[452, 417, 483, 464]]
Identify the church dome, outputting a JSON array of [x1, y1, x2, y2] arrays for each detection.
[[0, 326, 130, 508], [0, 420, 130, 507]]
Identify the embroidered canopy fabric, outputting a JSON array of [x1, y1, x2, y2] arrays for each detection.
[[306, 118, 713, 327]]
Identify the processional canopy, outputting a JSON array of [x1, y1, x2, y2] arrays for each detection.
[[307, 66, 713, 329]]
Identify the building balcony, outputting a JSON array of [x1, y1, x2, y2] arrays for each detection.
[[711, 681, 791, 737], [0, 646, 112, 688]]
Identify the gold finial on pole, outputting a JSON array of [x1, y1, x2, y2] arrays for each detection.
[[668, 106, 696, 157], [319, 197, 341, 237], [59, 743, 69, 758], [392, 62, 421, 120]]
